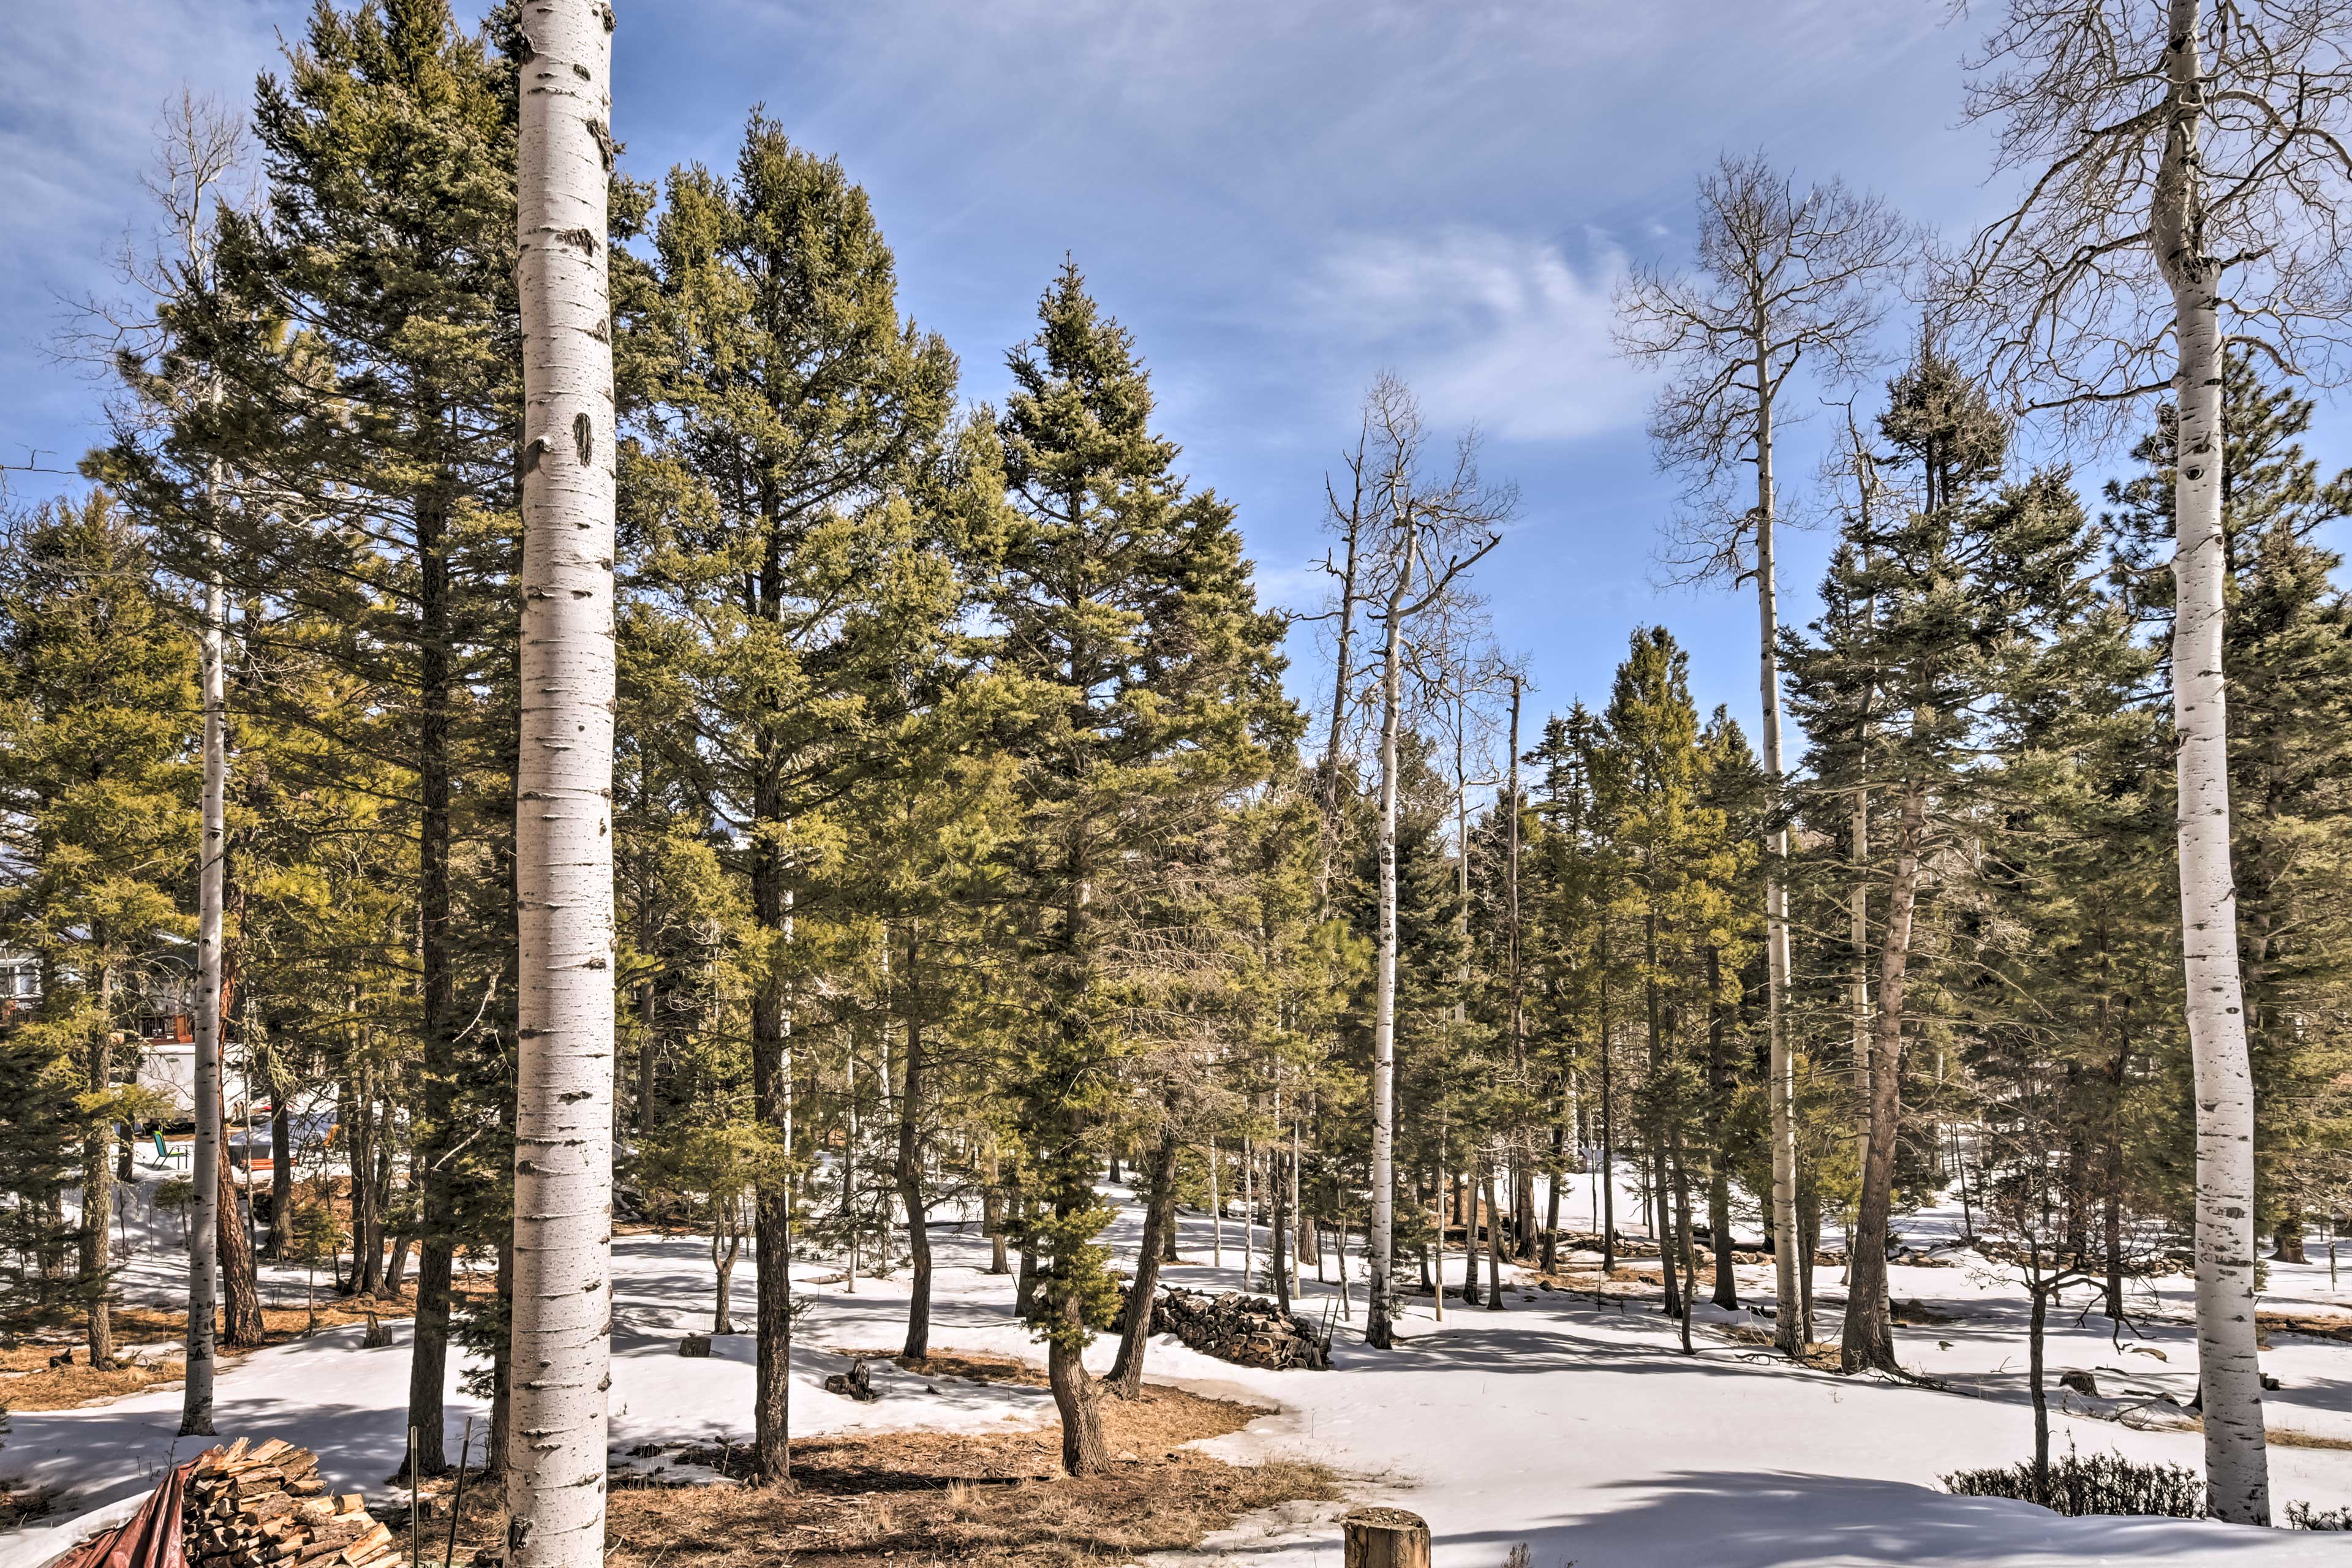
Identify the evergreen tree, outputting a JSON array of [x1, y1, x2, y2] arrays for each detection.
[[987, 262, 1292, 1475], [2109, 353, 2352, 1258], [1786, 348, 2010, 1372], [97, 0, 535, 1472], [0, 495, 198, 1368], [631, 112, 959, 1482]]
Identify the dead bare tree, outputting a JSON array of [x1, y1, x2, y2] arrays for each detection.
[[1348, 372, 1512, 1350], [1613, 153, 1910, 1355], [1307, 416, 1376, 910], [1951, 0, 2352, 1521]]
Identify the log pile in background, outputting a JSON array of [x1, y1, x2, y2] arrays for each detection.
[[184, 1439, 390, 1568], [1147, 1289, 1329, 1371], [1548, 1232, 1851, 1268]]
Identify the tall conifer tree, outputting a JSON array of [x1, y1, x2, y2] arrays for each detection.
[[988, 262, 1290, 1474]]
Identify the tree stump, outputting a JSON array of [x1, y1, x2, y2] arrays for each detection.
[[1342, 1506, 1430, 1568], [823, 1358, 878, 1402], [677, 1335, 712, 1359]]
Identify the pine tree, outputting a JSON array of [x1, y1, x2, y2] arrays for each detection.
[[1786, 348, 2012, 1373], [987, 262, 1291, 1474], [2109, 353, 2352, 1261], [632, 112, 958, 1483], [96, 0, 535, 1471], [0, 496, 198, 1370]]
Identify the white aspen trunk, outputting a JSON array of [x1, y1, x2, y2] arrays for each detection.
[[1367, 527, 1417, 1349], [1317, 512, 1362, 908], [509, 6, 618, 1565], [1243, 1134, 1254, 1286], [1454, 713, 1471, 1027], [1752, 344, 1804, 1354], [1208, 1140, 1221, 1268], [181, 543, 227, 1438], [2157, 3, 2266, 1513], [1290, 1114, 1302, 1270]]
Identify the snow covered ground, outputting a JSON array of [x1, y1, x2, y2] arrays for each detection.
[[7, 1158, 2352, 1567]]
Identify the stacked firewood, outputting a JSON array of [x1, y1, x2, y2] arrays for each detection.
[[184, 1439, 391, 1568], [1147, 1289, 1330, 1371]]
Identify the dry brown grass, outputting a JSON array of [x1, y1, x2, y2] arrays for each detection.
[[398, 1370, 1335, 1568], [1541, 1265, 1661, 1292], [0, 1280, 496, 1412], [2258, 1310, 2352, 1345], [1716, 1324, 1844, 1370], [2265, 1426, 2352, 1451], [839, 1349, 1049, 1389], [1890, 1298, 1960, 1327], [0, 1351, 190, 1411], [0, 1480, 56, 1530]]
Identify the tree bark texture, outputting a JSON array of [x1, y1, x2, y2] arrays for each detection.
[[1107, 1131, 1180, 1396], [2154, 0, 2268, 1521], [507, 9, 619, 1566]]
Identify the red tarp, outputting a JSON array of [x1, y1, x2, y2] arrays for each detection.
[[50, 1460, 194, 1568]]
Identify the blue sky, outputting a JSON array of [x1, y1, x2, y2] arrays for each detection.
[[0, 2, 2283, 755]]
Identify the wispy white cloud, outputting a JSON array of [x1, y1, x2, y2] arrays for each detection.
[[0, 1, 297, 456], [1303, 228, 1653, 443]]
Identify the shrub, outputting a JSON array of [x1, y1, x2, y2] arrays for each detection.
[[2287, 1501, 2352, 1531], [1942, 1452, 2206, 1518]]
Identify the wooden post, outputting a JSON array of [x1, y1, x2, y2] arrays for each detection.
[[1342, 1506, 1431, 1568]]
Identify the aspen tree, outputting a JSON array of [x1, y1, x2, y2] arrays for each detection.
[[507, 4, 617, 1564], [1616, 157, 1906, 1352], [1351, 375, 1507, 1349], [1957, 0, 2352, 1517]]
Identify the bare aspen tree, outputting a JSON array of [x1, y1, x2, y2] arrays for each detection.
[[1418, 631, 1520, 1250], [1310, 418, 1376, 908], [508, 4, 619, 1566], [86, 95, 254, 1441], [1954, 0, 2352, 1523], [1351, 374, 1510, 1349], [1614, 156, 1908, 1354]]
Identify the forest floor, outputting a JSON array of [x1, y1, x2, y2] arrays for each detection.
[[1, 1265, 499, 1414], [394, 1367, 1336, 1568], [5, 1153, 2352, 1566]]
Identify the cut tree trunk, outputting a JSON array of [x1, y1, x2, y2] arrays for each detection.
[[1341, 1507, 1430, 1568]]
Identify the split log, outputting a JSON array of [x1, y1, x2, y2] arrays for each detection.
[[182, 1441, 379, 1568]]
